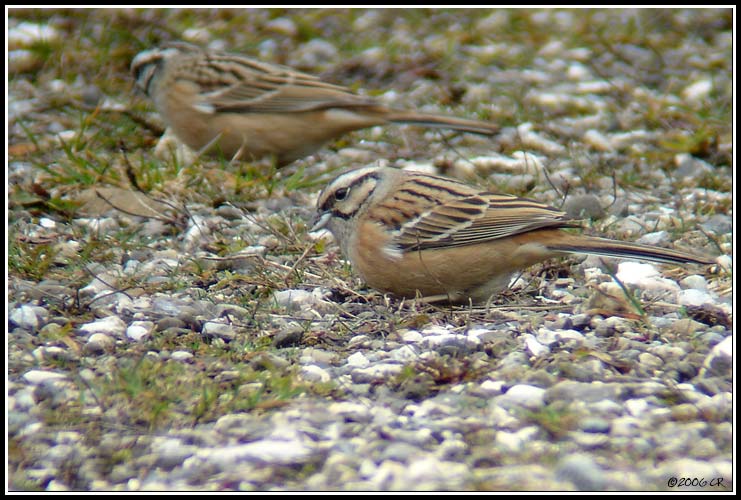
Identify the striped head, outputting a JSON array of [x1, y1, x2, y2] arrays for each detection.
[[312, 166, 387, 246], [130, 42, 202, 96]]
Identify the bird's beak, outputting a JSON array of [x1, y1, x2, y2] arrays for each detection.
[[310, 212, 332, 233]]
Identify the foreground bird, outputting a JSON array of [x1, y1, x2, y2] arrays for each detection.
[[130, 42, 499, 166], [312, 166, 715, 303]]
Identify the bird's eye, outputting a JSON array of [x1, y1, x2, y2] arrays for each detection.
[[334, 188, 349, 201]]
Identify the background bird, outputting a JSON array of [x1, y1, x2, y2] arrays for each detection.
[[131, 42, 499, 166]]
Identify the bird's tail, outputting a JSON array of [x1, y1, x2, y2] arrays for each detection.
[[546, 234, 715, 266], [386, 110, 499, 136]]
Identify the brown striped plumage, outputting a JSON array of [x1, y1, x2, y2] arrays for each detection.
[[312, 166, 715, 303], [131, 42, 499, 166]]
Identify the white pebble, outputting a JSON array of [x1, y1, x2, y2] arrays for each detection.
[[388, 345, 418, 362], [421, 325, 455, 335], [516, 123, 567, 155], [74, 217, 119, 233], [536, 328, 585, 346], [182, 215, 211, 252], [566, 62, 591, 80], [8, 21, 60, 46], [714, 254, 731, 270], [625, 398, 649, 417], [23, 370, 67, 384], [170, 351, 193, 362], [701, 336, 732, 378], [272, 288, 328, 310], [351, 364, 403, 380], [201, 321, 235, 339], [680, 275, 708, 291], [7, 49, 36, 72], [300, 365, 331, 383], [182, 27, 211, 44], [39, 217, 56, 228], [346, 352, 370, 368], [636, 231, 670, 246], [710, 336, 732, 359], [264, 17, 298, 37], [524, 334, 550, 357], [681, 79, 713, 102], [401, 330, 424, 343], [86, 333, 115, 350], [616, 262, 680, 294], [495, 384, 546, 410], [79, 316, 127, 337], [10, 305, 39, 331], [479, 380, 506, 396], [126, 322, 152, 341], [495, 427, 540, 452], [583, 129, 614, 152], [467, 328, 494, 339], [677, 289, 715, 307]]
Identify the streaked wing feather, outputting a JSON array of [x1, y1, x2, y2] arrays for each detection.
[[397, 192, 574, 251], [193, 54, 378, 113]]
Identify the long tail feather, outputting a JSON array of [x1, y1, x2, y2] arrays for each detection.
[[387, 111, 499, 136], [548, 235, 715, 266]]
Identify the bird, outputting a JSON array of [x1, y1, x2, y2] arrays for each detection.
[[311, 166, 715, 304], [130, 41, 499, 166]]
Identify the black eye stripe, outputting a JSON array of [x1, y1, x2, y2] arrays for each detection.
[[319, 170, 381, 218]]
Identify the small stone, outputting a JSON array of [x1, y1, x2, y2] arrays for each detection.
[[671, 403, 700, 421], [700, 214, 732, 235], [23, 370, 67, 384], [700, 336, 732, 378], [524, 334, 550, 357], [402, 330, 424, 343], [637, 352, 663, 370], [555, 454, 607, 491], [351, 363, 404, 384], [273, 326, 304, 348], [300, 365, 331, 383], [152, 438, 195, 469], [170, 351, 193, 362], [562, 194, 605, 219], [195, 439, 314, 466], [580, 417, 611, 433], [670, 318, 708, 335], [680, 275, 708, 291], [10, 304, 39, 332], [156, 317, 186, 331], [495, 426, 540, 452], [346, 352, 370, 368], [681, 79, 713, 102], [689, 438, 718, 458], [545, 381, 626, 404], [264, 17, 298, 37], [79, 315, 127, 338], [583, 130, 614, 153], [494, 384, 546, 410], [636, 231, 671, 247], [201, 321, 236, 341], [272, 288, 329, 311], [85, 333, 115, 354], [674, 153, 714, 180], [248, 352, 291, 371], [624, 398, 650, 417], [126, 321, 153, 341], [677, 289, 715, 307], [478, 380, 506, 396]]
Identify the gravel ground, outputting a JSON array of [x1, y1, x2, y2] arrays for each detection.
[[7, 8, 733, 492]]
